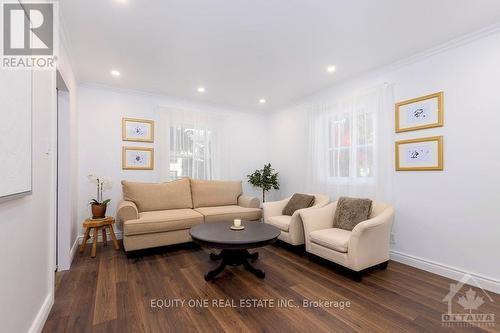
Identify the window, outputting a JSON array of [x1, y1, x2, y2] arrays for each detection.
[[307, 86, 390, 199], [169, 125, 215, 180], [326, 104, 375, 181]]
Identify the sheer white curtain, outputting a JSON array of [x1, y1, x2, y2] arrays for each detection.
[[156, 107, 226, 181], [306, 84, 394, 201]]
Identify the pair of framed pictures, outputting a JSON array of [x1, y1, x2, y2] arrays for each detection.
[[122, 118, 154, 170], [395, 92, 444, 171]]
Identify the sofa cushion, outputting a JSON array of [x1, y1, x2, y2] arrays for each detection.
[[122, 178, 193, 212], [282, 193, 315, 216], [333, 197, 372, 231], [194, 205, 262, 223], [190, 179, 242, 208], [123, 209, 203, 236], [266, 215, 291, 232], [309, 228, 351, 253]]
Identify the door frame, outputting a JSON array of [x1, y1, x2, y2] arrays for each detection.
[[55, 69, 72, 271]]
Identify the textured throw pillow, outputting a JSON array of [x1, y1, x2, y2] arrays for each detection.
[[333, 197, 373, 231], [282, 193, 315, 216]]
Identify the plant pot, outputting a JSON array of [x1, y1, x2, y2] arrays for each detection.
[[91, 204, 107, 219]]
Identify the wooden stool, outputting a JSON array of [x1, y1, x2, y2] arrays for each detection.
[[80, 216, 120, 258]]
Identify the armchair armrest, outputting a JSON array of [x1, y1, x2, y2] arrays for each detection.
[[350, 207, 394, 236], [348, 206, 395, 271], [116, 200, 139, 230], [262, 197, 291, 221], [238, 195, 260, 208], [300, 202, 337, 233]]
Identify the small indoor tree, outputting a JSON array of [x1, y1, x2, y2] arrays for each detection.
[[247, 163, 279, 203]]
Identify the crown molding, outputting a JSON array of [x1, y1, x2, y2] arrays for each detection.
[[272, 22, 500, 113], [385, 21, 500, 72], [58, 11, 80, 83], [79, 82, 264, 115]]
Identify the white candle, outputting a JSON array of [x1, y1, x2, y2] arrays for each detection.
[[234, 219, 241, 227]]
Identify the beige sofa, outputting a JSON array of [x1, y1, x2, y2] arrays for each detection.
[[116, 178, 262, 251], [262, 193, 330, 246], [299, 201, 394, 281]]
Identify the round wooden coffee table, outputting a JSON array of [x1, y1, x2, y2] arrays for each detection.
[[190, 221, 280, 281]]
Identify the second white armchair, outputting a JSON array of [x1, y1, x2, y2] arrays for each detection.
[[300, 200, 394, 281], [262, 194, 330, 246]]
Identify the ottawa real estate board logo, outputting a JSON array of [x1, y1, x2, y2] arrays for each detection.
[[442, 273, 495, 328], [1, 1, 57, 69]]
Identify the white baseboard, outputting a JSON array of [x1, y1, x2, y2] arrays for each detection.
[[28, 292, 53, 333], [57, 238, 80, 271], [70, 237, 79, 261], [77, 230, 123, 244], [390, 250, 500, 294]]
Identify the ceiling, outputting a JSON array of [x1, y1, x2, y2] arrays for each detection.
[[60, 0, 500, 110]]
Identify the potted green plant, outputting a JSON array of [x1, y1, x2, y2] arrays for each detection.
[[88, 174, 112, 219], [247, 163, 279, 203]]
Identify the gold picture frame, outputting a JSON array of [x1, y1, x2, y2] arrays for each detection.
[[122, 118, 155, 142], [122, 146, 154, 170], [395, 92, 443, 133], [395, 136, 443, 171]]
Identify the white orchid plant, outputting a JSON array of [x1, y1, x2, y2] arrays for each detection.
[[88, 174, 112, 206]]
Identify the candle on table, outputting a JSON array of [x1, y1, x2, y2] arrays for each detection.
[[234, 219, 241, 227]]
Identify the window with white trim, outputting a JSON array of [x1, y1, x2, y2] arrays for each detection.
[[326, 104, 375, 181], [169, 125, 215, 180]]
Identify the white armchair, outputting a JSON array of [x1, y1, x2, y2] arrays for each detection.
[[262, 194, 330, 245], [300, 201, 394, 281]]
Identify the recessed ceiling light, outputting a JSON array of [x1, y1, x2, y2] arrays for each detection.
[[326, 65, 336, 73], [259, 98, 266, 104], [197, 87, 206, 93], [111, 70, 121, 77]]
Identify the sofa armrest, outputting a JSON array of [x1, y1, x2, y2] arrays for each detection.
[[348, 206, 395, 271], [238, 195, 261, 208], [262, 197, 291, 222], [116, 200, 139, 230]]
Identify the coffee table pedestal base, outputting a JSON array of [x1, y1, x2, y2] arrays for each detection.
[[205, 249, 264, 281]]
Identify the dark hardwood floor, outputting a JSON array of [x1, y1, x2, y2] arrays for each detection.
[[43, 241, 500, 333]]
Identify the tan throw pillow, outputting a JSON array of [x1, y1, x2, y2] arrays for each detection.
[[282, 193, 315, 216], [333, 197, 373, 231], [122, 178, 193, 212]]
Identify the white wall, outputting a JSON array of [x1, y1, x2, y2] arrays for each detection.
[[77, 84, 268, 234], [267, 29, 500, 290], [0, 70, 57, 332]]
